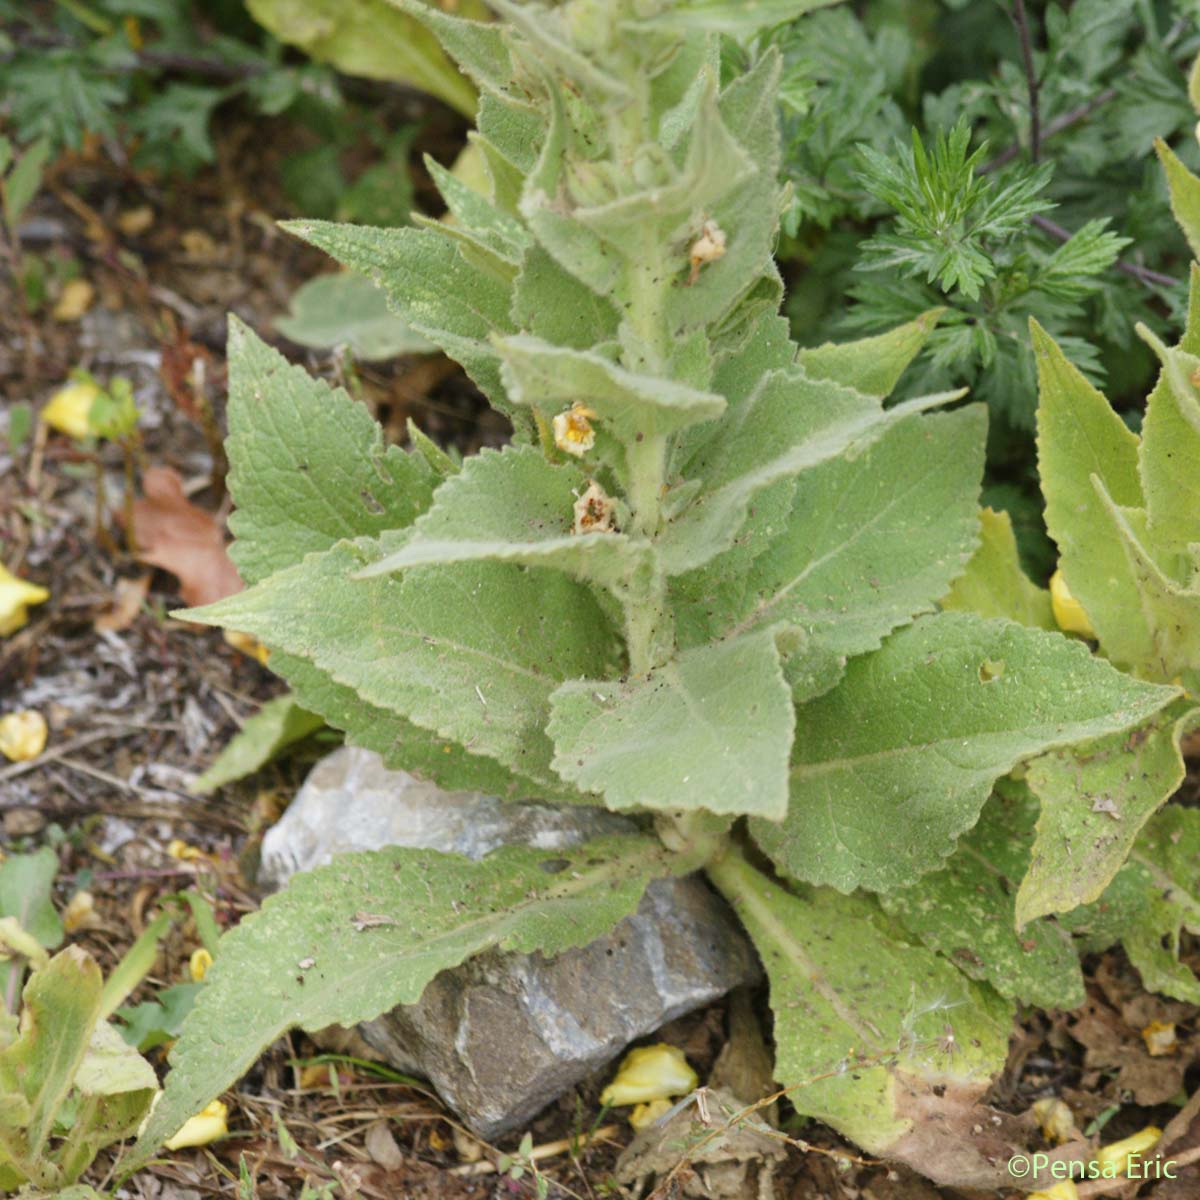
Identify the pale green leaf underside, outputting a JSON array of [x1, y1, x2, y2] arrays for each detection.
[[940, 507, 1055, 631], [881, 787, 1084, 1009], [133, 834, 680, 1162], [177, 543, 622, 797], [750, 612, 1178, 893], [496, 334, 726, 441], [664, 366, 963, 574], [355, 445, 655, 598], [1018, 699, 1200, 925], [711, 852, 1012, 1154], [224, 318, 436, 587], [547, 628, 794, 818], [673, 406, 985, 665]]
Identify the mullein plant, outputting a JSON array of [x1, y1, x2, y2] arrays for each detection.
[[127, 2, 1198, 1190]]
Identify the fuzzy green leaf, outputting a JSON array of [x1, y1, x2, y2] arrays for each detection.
[[750, 612, 1178, 893], [1156, 138, 1200, 261], [664, 366, 960, 574], [1018, 700, 1200, 925], [1033, 319, 1148, 668], [246, 0, 479, 115], [635, 0, 842, 35], [191, 694, 325, 795], [275, 272, 434, 360], [355, 445, 656, 600], [283, 222, 522, 427], [496, 335, 726, 442], [133, 833, 682, 1162], [708, 851, 1013, 1164], [673, 407, 985, 671], [224, 318, 436, 586], [794, 309, 942, 398], [940, 507, 1055, 630], [510, 246, 621, 349], [547, 628, 794, 818], [179, 542, 622, 797], [880, 788, 1084, 1009]]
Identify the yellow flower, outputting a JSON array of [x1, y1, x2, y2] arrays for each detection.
[[599, 1044, 698, 1107], [553, 403, 597, 458], [165, 1099, 228, 1150], [1029, 1182, 1079, 1200], [629, 1097, 673, 1130], [189, 948, 214, 982], [1095, 1126, 1162, 1177], [1050, 570, 1095, 638], [41, 380, 101, 440], [0, 710, 48, 762], [0, 566, 49, 636]]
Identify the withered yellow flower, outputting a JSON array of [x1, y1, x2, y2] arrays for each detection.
[[1049, 569, 1095, 639], [1094, 1126, 1162, 1176], [164, 1099, 228, 1150], [1032, 1096, 1076, 1145], [0, 566, 49, 636], [553, 403, 597, 458], [600, 1044, 697, 1107], [0, 710, 48, 762], [629, 1097, 673, 1130], [41, 380, 100, 440], [189, 948, 214, 982]]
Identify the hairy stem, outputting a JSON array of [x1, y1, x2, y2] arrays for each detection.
[[1009, 0, 1042, 161]]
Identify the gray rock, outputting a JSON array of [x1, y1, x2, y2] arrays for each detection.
[[263, 746, 759, 1139]]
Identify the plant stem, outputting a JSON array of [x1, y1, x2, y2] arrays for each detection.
[[1009, 0, 1042, 161], [1031, 213, 1179, 289]]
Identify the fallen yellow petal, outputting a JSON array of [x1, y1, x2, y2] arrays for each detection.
[[1032, 1097, 1076, 1145], [0, 566, 50, 636], [1095, 1126, 1162, 1176], [52, 278, 95, 322], [167, 839, 205, 862], [189, 948, 213, 982], [41, 380, 100, 440], [165, 1099, 228, 1150], [0, 710, 48, 762], [600, 1044, 698, 1107], [629, 1097, 674, 1130], [62, 890, 96, 933], [223, 628, 270, 665], [1050, 569, 1096, 639]]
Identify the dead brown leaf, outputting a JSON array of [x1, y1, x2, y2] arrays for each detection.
[[130, 466, 241, 607], [95, 573, 152, 633]]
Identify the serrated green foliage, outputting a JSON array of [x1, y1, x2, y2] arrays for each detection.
[[881, 789, 1084, 1009], [181, 542, 622, 797], [224, 319, 437, 587], [1018, 700, 1200, 925], [1035, 315, 1200, 680], [547, 629, 793, 818], [708, 850, 1013, 1157], [940, 507, 1055, 630], [750, 612, 1177, 893], [133, 834, 685, 1161], [1065, 806, 1200, 1004]]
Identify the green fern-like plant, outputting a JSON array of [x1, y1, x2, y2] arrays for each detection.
[[127, 2, 1199, 1190]]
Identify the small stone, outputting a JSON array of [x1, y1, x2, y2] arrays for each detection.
[[262, 746, 759, 1138]]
